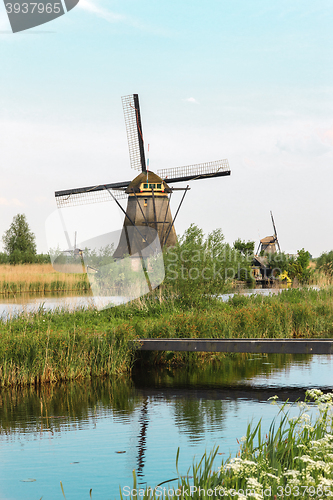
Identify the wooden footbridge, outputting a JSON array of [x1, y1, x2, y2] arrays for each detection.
[[136, 338, 333, 355]]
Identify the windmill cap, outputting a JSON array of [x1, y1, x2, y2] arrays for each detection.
[[126, 171, 172, 194], [260, 236, 276, 244]]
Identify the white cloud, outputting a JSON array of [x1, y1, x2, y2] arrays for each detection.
[[184, 97, 199, 104], [77, 0, 125, 23]]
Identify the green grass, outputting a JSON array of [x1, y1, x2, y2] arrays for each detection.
[[0, 306, 136, 386], [120, 390, 333, 499], [1, 287, 333, 387]]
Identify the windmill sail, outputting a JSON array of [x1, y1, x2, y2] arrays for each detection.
[[54, 96, 230, 211], [55, 158, 230, 208], [55, 184, 128, 208], [270, 211, 281, 252], [122, 94, 146, 172], [158, 159, 230, 183]]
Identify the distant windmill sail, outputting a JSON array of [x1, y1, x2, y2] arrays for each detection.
[[270, 211, 281, 252]]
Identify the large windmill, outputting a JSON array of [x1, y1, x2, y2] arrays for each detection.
[[54, 94, 231, 257]]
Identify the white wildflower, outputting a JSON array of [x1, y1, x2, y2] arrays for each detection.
[[247, 478, 262, 489], [224, 457, 257, 475], [310, 440, 321, 447], [287, 478, 301, 486], [246, 478, 264, 498], [283, 470, 300, 477], [264, 472, 279, 480], [320, 478, 333, 486], [306, 389, 323, 400], [318, 393, 333, 403], [306, 457, 330, 473], [299, 455, 314, 463]]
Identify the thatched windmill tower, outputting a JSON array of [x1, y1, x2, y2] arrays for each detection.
[[54, 94, 231, 258]]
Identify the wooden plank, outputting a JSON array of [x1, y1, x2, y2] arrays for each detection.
[[135, 338, 333, 355]]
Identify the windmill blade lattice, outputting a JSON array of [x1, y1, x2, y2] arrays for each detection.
[[55, 186, 127, 209], [122, 94, 146, 173], [158, 159, 230, 183]]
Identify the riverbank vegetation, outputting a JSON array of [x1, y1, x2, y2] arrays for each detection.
[[316, 250, 333, 280], [0, 263, 90, 295], [1, 287, 333, 387], [0, 223, 321, 297], [1, 223, 332, 387], [120, 389, 333, 499]]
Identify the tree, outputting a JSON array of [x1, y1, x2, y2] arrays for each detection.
[[316, 250, 333, 276], [233, 239, 255, 257], [289, 248, 311, 283], [2, 214, 37, 263], [162, 224, 255, 307]]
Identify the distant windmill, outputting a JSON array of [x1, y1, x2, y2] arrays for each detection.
[[256, 211, 281, 255], [54, 94, 231, 256], [61, 231, 84, 257], [59, 230, 86, 273]]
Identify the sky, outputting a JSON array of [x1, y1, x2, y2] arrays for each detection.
[[0, 0, 332, 257]]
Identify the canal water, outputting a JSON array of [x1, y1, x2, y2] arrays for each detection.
[[1, 354, 332, 500], [0, 287, 287, 320]]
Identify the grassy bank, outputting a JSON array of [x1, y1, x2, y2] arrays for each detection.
[[1, 287, 333, 387], [120, 390, 333, 499], [0, 263, 90, 295]]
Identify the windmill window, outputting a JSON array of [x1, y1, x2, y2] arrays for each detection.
[[143, 183, 148, 189], [144, 199, 148, 207], [149, 183, 156, 189], [157, 184, 161, 189]]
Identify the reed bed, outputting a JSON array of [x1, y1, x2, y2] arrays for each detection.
[[132, 286, 333, 340], [121, 390, 333, 499], [0, 263, 90, 295], [1, 287, 333, 387], [0, 307, 135, 386]]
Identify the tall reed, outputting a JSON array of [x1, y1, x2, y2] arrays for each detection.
[[0, 307, 136, 387], [0, 263, 90, 295]]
